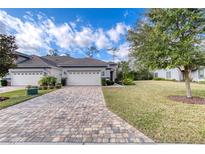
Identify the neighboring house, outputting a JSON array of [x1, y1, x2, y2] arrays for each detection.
[[153, 67, 205, 82], [7, 52, 117, 86]]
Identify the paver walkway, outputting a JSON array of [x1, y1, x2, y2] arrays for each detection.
[[0, 86, 153, 143]]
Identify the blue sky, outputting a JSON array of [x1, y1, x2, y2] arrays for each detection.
[[0, 8, 146, 61]]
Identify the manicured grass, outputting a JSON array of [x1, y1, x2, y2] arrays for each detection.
[[103, 81, 205, 143], [0, 89, 54, 109]]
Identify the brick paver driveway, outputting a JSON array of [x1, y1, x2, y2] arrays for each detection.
[[0, 86, 153, 144]]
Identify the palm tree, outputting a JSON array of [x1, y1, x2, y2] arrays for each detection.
[[107, 47, 119, 62], [86, 46, 99, 58]]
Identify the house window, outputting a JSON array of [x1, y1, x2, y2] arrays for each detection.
[[154, 73, 158, 78], [166, 71, 171, 79], [198, 69, 204, 79]]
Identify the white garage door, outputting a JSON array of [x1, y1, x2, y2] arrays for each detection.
[[11, 71, 44, 86], [67, 70, 101, 86]]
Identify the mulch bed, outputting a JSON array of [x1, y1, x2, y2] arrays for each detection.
[[168, 95, 205, 105], [0, 97, 9, 102]]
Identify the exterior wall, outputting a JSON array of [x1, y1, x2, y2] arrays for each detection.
[[49, 67, 62, 82], [8, 64, 117, 86], [108, 65, 117, 81], [191, 68, 205, 82], [154, 68, 183, 81], [154, 67, 205, 82], [104, 70, 111, 79]]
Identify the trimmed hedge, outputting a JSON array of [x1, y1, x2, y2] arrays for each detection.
[[101, 78, 106, 86], [153, 77, 177, 81], [1, 80, 7, 86], [122, 78, 135, 85], [106, 80, 114, 86], [153, 77, 166, 80]]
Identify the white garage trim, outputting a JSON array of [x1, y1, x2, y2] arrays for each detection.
[[66, 70, 101, 86]]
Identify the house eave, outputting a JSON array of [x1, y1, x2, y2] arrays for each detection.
[[59, 65, 107, 68]]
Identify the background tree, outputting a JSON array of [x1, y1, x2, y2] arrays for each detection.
[[107, 47, 119, 62], [48, 49, 59, 56], [86, 46, 99, 58], [117, 61, 130, 81], [128, 9, 205, 98], [0, 34, 18, 78]]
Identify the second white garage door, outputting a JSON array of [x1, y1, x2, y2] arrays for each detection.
[[67, 70, 101, 86]]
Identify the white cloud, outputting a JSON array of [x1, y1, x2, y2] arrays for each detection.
[[0, 10, 130, 60], [44, 19, 74, 49], [95, 28, 111, 50], [107, 22, 130, 43], [0, 11, 49, 54], [74, 27, 94, 48], [107, 42, 130, 61]]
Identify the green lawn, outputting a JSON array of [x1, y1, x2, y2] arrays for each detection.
[[0, 89, 54, 109], [103, 81, 205, 143]]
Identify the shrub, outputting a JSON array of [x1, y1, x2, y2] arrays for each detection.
[[42, 86, 48, 90], [26, 85, 38, 89], [199, 81, 205, 84], [55, 83, 62, 89], [106, 79, 114, 86], [122, 78, 135, 85], [153, 77, 166, 80], [61, 78, 67, 86], [38, 76, 57, 86], [38, 86, 43, 90], [26, 85, 32, 88], [49, 86, 54, 89], [101, 78, 106, 86], [1, 80, 7, 86], [166, 79, 177, 82]]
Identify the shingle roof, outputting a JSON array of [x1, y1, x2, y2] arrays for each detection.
[[43, 55, 75, 65], [16, 54, 108, 68], [43, 56, 108, 67], [17, 55, 57, 68]]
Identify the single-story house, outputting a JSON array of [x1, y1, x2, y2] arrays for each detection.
[[7, 52, 117, 86], [153, 67, 205, 82]]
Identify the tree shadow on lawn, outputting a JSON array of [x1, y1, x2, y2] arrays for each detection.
[[168, 95, 205, 105]]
